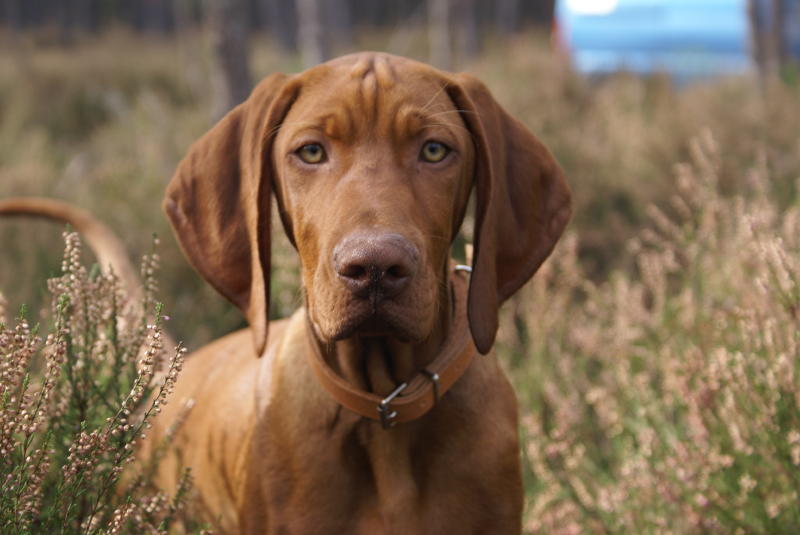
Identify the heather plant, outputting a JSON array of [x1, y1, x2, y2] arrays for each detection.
[[0, 231, 197, 534], [4, 33, 799, 346], [509, 131, 800, 533], [3, 31, 800, 534]]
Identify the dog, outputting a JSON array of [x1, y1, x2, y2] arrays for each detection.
[[2, 52, 571, 534]]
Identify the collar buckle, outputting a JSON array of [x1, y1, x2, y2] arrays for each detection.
[[377, 382, 408, 429]]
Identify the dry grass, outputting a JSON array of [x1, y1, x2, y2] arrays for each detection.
[[1, 30, 799, 533], [504, 131, 800, 532]]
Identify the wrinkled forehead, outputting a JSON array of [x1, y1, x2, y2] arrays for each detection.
[[279, 54, 464, 144]]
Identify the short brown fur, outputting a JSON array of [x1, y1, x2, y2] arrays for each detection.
[[146, 52, 571, 534]]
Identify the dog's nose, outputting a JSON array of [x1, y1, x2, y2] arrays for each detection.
[[333, 233, 419, 300]]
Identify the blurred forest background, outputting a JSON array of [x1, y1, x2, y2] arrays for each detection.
[[1, 0, 800, 532], [0, 0, 566, 345], [0, 0, 557, 113]]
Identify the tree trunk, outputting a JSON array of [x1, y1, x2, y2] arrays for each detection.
[[264, 0, 297, 52], [207, 0, 254, 119], [748, 0, 797, 92], [57, 0, 76, 45], [3, 0, 21, 31], [296, 0, 329, 67], [751, 0, 787, 83], [3, 0, 33, 78], [771, 0, 787, 65], [749, 0, 768, 82], [75, 0, 95, 32], [495, 0, 518, 35], [456, 0, 480, 64], [174, 0, 206, 102], [326, 0, 353, 49], [429, 0, 452, 70], [143, 0, 173, 33], [173, 0, 194, 29]]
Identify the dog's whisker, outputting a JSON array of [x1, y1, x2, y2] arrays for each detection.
[[419, 81, 450, 115], [1, 52, 569, 532], [427, 109, 478, 118]]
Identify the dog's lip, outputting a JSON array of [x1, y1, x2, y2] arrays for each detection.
[[341, 316, 397, 338], [329, 304, 416, 342]]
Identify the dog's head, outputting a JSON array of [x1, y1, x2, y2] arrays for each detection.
[[164, 53, 570, 356]]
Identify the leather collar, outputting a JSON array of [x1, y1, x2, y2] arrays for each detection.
[[305, 267, 475, 428]]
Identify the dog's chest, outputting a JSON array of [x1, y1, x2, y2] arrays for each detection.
[[240, 314, 523, 534], [250, 415, 519, 534]]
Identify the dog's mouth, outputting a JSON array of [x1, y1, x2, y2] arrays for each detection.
[[320, 298, 424, 343], [307, 258, 438, 344]]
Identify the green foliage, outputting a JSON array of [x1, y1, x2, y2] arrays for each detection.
[[0, 232, 194, 534]]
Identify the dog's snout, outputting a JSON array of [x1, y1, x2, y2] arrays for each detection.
[[333, 233, 419, 300]]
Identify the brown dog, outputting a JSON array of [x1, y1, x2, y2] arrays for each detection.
[[4, 52, 571, 534], [151, 52, 571, 534]]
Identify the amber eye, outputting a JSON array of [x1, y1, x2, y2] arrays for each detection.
[[296, 143, 326, 164], [420, 141, 450, 163]]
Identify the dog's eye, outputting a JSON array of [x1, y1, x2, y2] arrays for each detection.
[[296, 143, 326, 164], [420, 141, 450, 163]]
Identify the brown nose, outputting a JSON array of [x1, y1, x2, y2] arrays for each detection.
[[332, 233, 419, 300]]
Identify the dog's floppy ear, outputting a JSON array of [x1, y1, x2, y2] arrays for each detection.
[[164, 73, 298, 356], [448, 73, 572, 354]]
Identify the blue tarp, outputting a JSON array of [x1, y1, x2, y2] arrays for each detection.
[[555, 0, 766, 80]]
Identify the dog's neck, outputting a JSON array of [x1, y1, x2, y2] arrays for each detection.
[[315, 268, 453, 397], [287, 266, 467, 530]]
